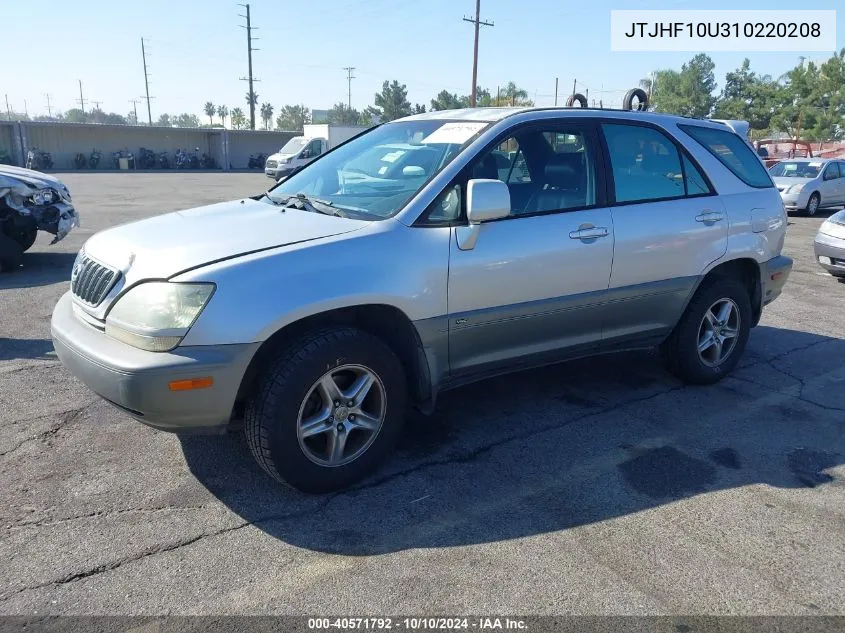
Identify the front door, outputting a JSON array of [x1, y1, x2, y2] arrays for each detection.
[[447, 123, 614, 375]]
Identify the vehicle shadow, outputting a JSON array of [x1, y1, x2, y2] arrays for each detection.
[[180, 325, 845, 555], [0, 338, 56, 361], [0, 251, 76, 289]]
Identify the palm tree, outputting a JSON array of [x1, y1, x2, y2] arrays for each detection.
[[260, 102, 274, 130], [501, 82, 530, 106], [203, 101, 215, 126], [217, 104, 229, 128], [245, 91, 259, 129], [231, 107, 245, 130]]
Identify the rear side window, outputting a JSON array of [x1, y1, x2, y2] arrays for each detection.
[[680, 124, 773, 188]]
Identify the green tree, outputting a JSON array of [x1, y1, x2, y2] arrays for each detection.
[[64, 108, 87, 123], [175, 113, 200, 128], [203, 101, 215, 125], [231, 107, 246, 130], [430, 90, 468, 111], [476, 87, 495, 106], [260, 102, 274, 130], [327, 102, 361, 125], [713, 58, 779, 135], [373, 80, 412, 121], [157, 113, 172, 127], [359, 106, 382, 126], [245, 91, 259, 128], [652, 53, 717, 118], [275, 104, 310, 131], [217, 105, 229, 128], [500, 82, 533, 106]]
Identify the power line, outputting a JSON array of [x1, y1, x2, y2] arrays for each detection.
[[141, 38, 154, 125], [128, 99, 141, 124], [463, 0, 493, 107], [343, 66, 356, 109], [239, 3, 260, 130]]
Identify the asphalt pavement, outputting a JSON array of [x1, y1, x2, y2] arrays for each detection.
[[1, 173, 843, 615]]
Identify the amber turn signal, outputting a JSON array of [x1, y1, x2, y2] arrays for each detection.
[[168, 377, 214, 391]]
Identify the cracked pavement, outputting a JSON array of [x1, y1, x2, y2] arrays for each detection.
[[1, 174, 844, 615]]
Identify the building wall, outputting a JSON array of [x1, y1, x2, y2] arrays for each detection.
[[3, 122, 300, 170]]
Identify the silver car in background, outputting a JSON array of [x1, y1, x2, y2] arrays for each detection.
[[770, 158, 845, 216], [814, 209, 845, 279], [51, 108, 791, 492]]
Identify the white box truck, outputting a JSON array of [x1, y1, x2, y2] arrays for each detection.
[[265, 124, 369, 180]]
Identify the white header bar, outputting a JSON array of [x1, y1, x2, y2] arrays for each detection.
[[610, 10, 836, 52]]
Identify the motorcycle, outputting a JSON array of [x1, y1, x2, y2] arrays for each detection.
[[89, 149, 101, 169], [112, 148, 135, 170], [25, 148, 54, 171], [73, 153, 87, 169], [200, 152, 217, 169], [138, 147, 156, 169], [247, 152, 266, 169], [158, 151, 170, 169]]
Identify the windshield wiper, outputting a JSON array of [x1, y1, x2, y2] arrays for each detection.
[[277, 193, 347, 217]]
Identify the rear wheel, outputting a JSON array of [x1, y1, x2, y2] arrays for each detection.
[[1, 217, 37, 252], [805, 192, 820, 217], [244, 327, 407, 493], [660, 277, 751, 384]]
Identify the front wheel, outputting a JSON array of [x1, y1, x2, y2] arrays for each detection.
[[660, 277, 751, 384], [805, 192, 820, 217], [244, 327, 407, 493]]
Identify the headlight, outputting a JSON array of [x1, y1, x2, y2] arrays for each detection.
[[30, 189, 56, 205], [787, 184, 805, 194], [105, 282, 215, 352]]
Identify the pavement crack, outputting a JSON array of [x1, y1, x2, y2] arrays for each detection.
[[0, 405, 91, 458], [7, 504, 213, 529]]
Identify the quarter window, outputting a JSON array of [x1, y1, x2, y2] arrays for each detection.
[[679, 124, 773, 188]]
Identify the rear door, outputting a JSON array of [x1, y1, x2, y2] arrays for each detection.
[[600, 121, 727, 346], [820, 162, 842, 205]]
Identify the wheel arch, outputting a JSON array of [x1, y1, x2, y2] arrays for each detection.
[[688, 258, 762, 327], [234, 304, 434, 421]]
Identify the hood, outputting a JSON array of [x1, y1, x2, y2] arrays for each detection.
[[0, 165, 67, 191], [268, 152, 296, 162], [82, 197, 369, 283], [772, 176, 815, 189]]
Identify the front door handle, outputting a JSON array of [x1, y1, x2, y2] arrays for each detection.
[[569, 226, 609, 240], [695, 209, 724, 224]]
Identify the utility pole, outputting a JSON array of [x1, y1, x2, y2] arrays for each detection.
[[77, 80, 87, 114], [141, 38, 153, 125], [239, 4, 260, 130], [129, 99, 140, 124], [23, 100, 28, 117], [4, 95, 10, 120], [45, 93, 53, 117], [496, 85, 500, 106], [554, 77, 558, 106], [463, 0, 493, 107], [343, 66, 356, 110], [572, 78, 577, 96], [92, 100, 102, 110]]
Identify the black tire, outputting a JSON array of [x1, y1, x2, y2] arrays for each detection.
[[659, 277, 752, 385], [623, 87, 649, 111], [805, 192, 820, 217], [2, 218, 37, 252], [565, 93, 588, 108], [244, 326, 407, 493]]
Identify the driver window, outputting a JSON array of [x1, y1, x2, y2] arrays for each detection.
[[824, 163, 839, 180], [468, 128, 595, 216], [307, 139, 323, 158]]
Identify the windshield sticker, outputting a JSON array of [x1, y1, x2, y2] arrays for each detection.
[[423, 122, 487, 145], [380, 151, 406, 163]]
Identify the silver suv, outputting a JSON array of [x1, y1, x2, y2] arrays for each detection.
[[51, 108, 792, 492]]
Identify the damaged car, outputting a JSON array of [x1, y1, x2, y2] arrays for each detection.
[[0, 165, 79, 269]]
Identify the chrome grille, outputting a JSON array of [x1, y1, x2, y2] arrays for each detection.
[[265, 159, 278, 168], [71, 254, 119, 306]]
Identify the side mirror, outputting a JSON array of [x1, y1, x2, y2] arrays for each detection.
[[457, 179, 511, 251], [466, 179, 511, 223], [402, 165, 426, 178]]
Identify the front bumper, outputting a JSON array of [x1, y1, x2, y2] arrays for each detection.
[[814, 232, 845, 277], [761, 255, 793, 307], [265, 165, 293, 180], [51, 292, 260, 433], [779, 190, 810, 211]]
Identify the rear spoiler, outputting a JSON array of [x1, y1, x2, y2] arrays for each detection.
[[711, 119, 751, 141]]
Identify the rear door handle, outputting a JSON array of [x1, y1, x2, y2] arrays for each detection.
[[695, 210, 724, 224], [569, 226, 609, 240]]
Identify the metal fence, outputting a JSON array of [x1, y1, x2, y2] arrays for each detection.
[[0, 121, 299, 171]]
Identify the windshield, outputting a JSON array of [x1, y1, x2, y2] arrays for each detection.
[[279, 137, 308, 154], [769, 161, 822, 178], [267, 120, 489, 219]]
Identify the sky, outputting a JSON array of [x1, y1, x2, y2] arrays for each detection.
[[1, 0, 842, 122]]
